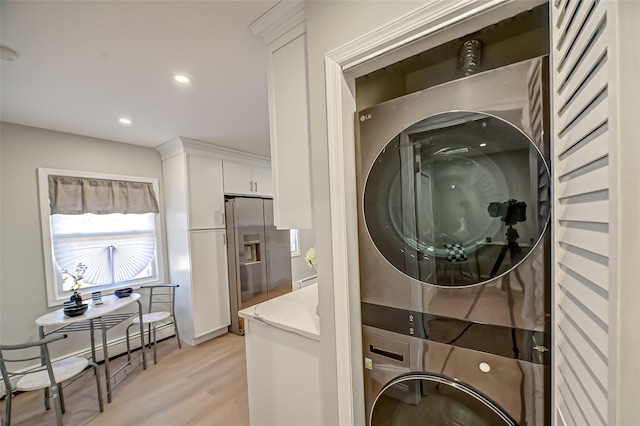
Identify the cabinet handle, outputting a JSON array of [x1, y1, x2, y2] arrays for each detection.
[[222, 213, 225, 226], [254, 181, 258, 192], [250, 181, 253, 192]]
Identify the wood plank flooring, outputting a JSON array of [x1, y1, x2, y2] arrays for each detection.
[[0, 333, 249, 426]]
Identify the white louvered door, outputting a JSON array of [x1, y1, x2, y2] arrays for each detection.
[[551, 1, 614, 425]]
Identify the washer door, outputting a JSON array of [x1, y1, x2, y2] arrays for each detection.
[[370, 373, 517, 426], [363, 111, 550, 287]]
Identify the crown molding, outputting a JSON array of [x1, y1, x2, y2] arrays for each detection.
[[249, 0, 305, 45], [156, 137, 269, 165]]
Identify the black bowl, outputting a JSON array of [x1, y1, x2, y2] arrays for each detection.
[[115, 288, 133, 298], [63, 303, 88, 317]]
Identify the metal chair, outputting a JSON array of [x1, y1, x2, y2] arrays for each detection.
[[126, 284, 181, 364], [0, 334, 103, 426]]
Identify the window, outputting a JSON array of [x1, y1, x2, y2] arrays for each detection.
[[290, 229, 300, 256], [38, 168, 165, 306]]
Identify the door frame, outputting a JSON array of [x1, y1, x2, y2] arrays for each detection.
[[321, 1, 547, 424]]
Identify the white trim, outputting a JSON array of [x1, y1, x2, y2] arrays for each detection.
[[156, 136, 270, 166], [322, 0, 549, 423], [249, 0, 305, 46], [331, 0, 547, 77], [37, 167, 166, 307]]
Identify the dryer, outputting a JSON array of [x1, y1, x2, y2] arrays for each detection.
[[355, 56, 551, 425]]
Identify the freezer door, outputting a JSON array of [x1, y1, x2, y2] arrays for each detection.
[[263, 199, 292, 299], [233, 198, 269, 310]]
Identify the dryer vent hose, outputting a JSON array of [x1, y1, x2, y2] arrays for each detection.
[[459, 39, 482, 76]]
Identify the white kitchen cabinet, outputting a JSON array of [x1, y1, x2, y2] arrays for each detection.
[[250, 1, 313, 229], [239, 284, 321, 425], [186, 155, 225, 229], [223, 159, 273, 197], [157, 136, 272, 345], [190, 229, 230, 338]]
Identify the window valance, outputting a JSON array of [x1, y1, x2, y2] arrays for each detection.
[[48, 175, 160, 215]]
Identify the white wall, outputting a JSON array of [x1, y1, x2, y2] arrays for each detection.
[[0, 122, 166, 358], [305, 2, 428, 424]]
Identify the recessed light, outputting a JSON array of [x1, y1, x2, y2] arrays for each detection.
[[119, 118, 132, 125], [480, 143, 487, 147], [174, 75, 190, 84]]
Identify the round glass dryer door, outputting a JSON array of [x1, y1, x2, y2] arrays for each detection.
[[363, 111, 550, 287], [370, 373, 517, 426]]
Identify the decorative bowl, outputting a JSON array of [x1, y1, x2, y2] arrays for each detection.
[[63, 303, 88, 317], [115, 288, 133, 298]]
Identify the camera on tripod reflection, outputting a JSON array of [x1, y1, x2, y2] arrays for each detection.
[[487, 199, 527, 226]]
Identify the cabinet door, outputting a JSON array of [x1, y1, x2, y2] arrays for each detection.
[[252, 165, 273, 197], [186, 155, 225, 229], [270, 33, 313, 228], [223, 160, 254, 196], [190, 229, 230, 338]]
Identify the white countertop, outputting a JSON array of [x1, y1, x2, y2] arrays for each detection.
[[238, 283, 320, 341]]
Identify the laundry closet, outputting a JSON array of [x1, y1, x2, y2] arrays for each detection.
[[354, 4, 551, 424]]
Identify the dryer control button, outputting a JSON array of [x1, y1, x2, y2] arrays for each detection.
[[479, 362, 491, 373]]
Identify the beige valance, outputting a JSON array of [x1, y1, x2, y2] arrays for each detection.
[[48, 175, 160, 215]]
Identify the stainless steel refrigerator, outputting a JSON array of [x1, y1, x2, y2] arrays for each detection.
[[225, 197, 292, 335]]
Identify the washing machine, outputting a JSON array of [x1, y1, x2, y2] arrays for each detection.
[[355, 56, 551, 425]]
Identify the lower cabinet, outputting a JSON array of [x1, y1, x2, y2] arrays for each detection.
[[172, 228, 230, 346], [243, 319, 321, 425], [189, 229, 230, 338]]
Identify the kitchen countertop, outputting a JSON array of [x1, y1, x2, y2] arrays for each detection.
[[238, 283, 320, 341]]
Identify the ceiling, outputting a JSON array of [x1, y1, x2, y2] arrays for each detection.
[[0, 0, 279, 157]]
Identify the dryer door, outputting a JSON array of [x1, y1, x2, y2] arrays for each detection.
[[363, 111, 550, 287], [370, 372, 517, 426]]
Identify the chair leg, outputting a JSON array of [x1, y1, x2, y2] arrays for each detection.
[[173, 316, 182, 349], [57, 383, 65, 413], [90, 362, 104, 413], [43, 387, 50, 411], [5, 393, 11, 426], [51, 384, 63, 426], [152, 323, 158, 365], [125, 323, 134, 362]]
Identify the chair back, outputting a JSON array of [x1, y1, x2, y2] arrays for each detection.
[[0, 334, 66, 395], [141, 284, 179, 316]]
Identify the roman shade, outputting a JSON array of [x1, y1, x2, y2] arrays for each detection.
[[48, 175, 159, 215]]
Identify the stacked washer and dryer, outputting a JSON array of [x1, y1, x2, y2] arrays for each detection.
[[355, 53, 551, 425]]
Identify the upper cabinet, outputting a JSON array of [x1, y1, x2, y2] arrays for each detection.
[[187, 155, 225, 229], [250, 1, 313, 230], [223, 159, 273, 197]]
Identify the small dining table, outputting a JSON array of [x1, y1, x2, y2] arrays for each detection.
[[35, 293, 147, 402]]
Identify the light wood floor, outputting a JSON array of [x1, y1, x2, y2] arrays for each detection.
[[0, 333, 249, 426]]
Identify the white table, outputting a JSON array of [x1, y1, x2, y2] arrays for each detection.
[[36, 293, 147, 402]]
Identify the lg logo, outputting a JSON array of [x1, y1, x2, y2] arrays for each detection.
[[360, 114, 372, 122]]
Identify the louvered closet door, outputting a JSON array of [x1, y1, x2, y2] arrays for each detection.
[[551, 1, 613, 425]]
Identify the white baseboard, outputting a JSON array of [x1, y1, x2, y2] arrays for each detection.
[[190, 326, 228, 346], [55, 323, 178, 363]]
